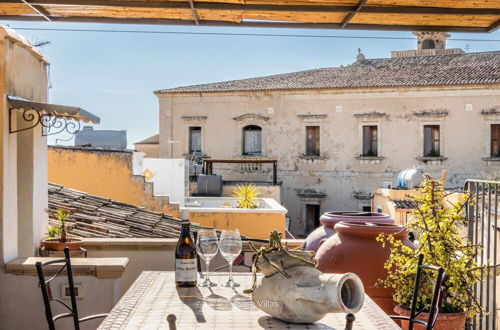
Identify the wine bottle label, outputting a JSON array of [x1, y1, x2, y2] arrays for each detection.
[[175, 259, 197, 282]]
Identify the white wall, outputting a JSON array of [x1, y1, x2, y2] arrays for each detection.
[[2, 96, 18, 262], [17, 123, 48, 257], [0, 273, 120, 330], [143, 158, 185, 206]]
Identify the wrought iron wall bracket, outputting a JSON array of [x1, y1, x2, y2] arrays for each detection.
[[9, 107, 81, 136]]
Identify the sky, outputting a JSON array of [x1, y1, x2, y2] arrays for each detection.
[[2, 21, 499, 148]]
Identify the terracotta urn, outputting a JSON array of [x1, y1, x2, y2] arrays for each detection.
[[302, 212, 394, 252], [315, 222, 415, 315], [41, 238, 83, 251], [394, 305, 467, 330]]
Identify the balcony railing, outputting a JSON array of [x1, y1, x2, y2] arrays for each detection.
[[465, 180, 499, 330]]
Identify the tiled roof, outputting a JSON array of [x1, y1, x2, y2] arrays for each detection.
[[155, 51, 500, 94], [48, 183, 196, 239], [392, 200, 417, 210], [135, 134, 159, 145]]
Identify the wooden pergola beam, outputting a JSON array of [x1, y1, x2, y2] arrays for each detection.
[[488, 19, 500, 32], [340, 0, 368, 29], [20, 0, 51, 21], [0, 15, 490, 33], [187, 0, 198, 25], [0, 1, 498, 16]]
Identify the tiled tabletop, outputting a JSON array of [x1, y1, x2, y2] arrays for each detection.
[[98, 271, 401, 330]]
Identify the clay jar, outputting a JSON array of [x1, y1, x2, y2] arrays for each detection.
[[315, 222, 416, 315], [302, 212, 394, 252]]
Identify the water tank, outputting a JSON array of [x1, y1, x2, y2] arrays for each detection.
[[397, 168, 424, 189], [196, 174, 223, 196], [75, 126, 127, 149]]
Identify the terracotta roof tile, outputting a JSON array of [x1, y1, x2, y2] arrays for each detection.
[[392, 199, 417, 210], [48, 183, 192, 239], [135, 134, 159, 145], [155, 51, 500, 94], [48, 183, 255, 240]]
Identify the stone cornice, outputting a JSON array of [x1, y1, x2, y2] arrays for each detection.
[[297, 114, 327, 119], [353, 111, 387, 118], [412, 109, 449, 117], [5, 256, 129, 279], [232, 113, 269, 121], [180, 115, 207, 121]]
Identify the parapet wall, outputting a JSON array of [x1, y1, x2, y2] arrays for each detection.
[[48, 146, 180, 217]]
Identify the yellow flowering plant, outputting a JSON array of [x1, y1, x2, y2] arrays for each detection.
[[233, 184, 260, 209], [377, 174, 483, 317]]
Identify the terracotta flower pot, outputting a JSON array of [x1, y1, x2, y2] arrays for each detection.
[[41, 238, 83, 251], [394, 305, 467, 330], [302, 211, 394, 253], [315, 222, 415, 315]]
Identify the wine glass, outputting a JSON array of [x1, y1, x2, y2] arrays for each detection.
[[195, 229, 219, 287], [219, 229, 242, 287]]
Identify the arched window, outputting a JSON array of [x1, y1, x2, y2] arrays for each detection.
[[422, 39, 436, 49], [243, 125, 262, 155]]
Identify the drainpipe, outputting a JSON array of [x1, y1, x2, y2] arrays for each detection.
[[370, 193, 374, 212]]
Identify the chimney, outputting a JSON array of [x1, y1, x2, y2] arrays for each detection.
[[391, 31, 464, 58], [356, 48, 365, 63]]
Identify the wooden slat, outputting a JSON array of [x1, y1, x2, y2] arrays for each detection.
[[489, 19, 500, 32], [187, 0, 199, 24], [367, 0, 500, 9], [20, 0, 51, 20], [0, 0, 498, 15], [340, 0, 367, 28], [351, 12, 498, 27], [0, 0, 497, 30], [3, 3, 496, 26], [40, 5, 243, 22], [243, 10, 346, 23], [0, 13, 491, 32]]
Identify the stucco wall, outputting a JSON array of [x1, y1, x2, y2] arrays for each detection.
[[158, 85, 500, 235], [135, 143, 159, 158], [48, 146, 180, 217], [189, 211, 284, 239], [0, 29, 49, 263], [0, 274, 120, 330]]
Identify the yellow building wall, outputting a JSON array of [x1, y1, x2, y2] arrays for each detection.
[[48, 147, 180, 217], [189, 211, 285, 239]]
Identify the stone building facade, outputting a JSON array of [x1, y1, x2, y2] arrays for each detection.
[[154, 36, 500, 236]]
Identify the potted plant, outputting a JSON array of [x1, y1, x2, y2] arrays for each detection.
[[232, 184, 260, 209], [377, 174, 482, 329], [41, 208, 82, 251]]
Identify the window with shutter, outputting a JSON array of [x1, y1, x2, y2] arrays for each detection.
[[189, 127, 201, 153], [362, 125, 378, 156], [491, 124, 500, 157], [243, 125, 262, 155], [423, 125, 440, 157], [305, 126, 320, 156]]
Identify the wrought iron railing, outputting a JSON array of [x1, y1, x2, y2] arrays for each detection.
[[464, 180, 499, 330]]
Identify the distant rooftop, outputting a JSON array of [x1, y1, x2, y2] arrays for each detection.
[[48, 183, 257, 240], [48, 183, 191, 238], [392, 199, 417, 210], [135, 134, 159, 145], [155, 51, 500, 94], [49, 145, 134, 154]]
